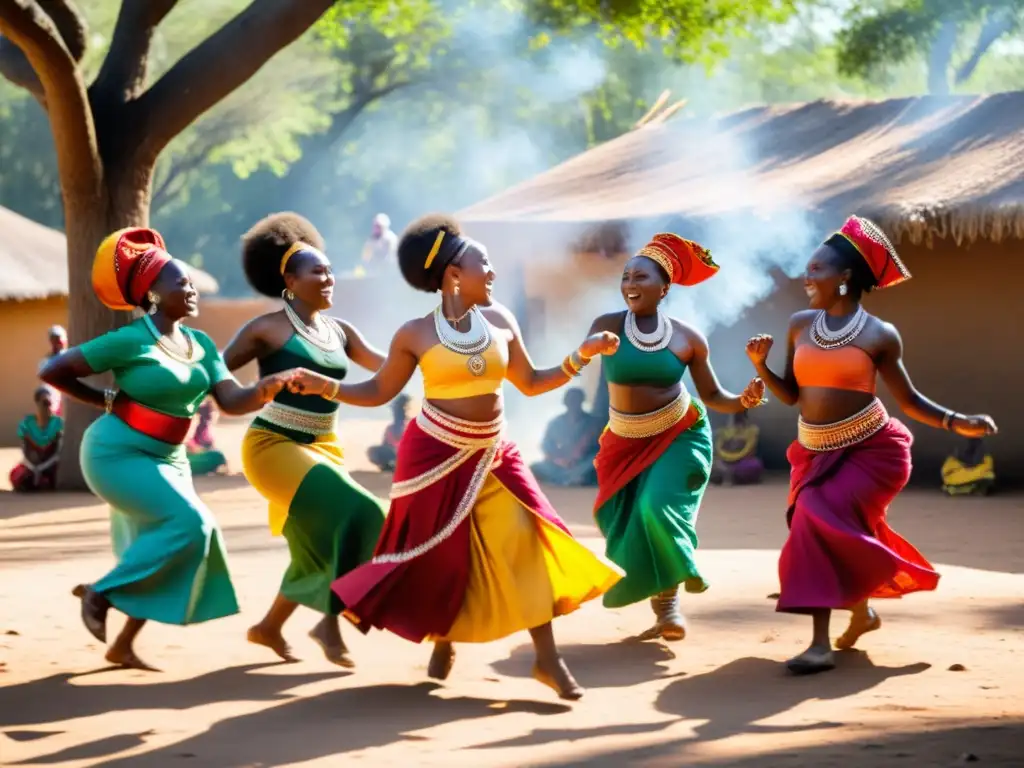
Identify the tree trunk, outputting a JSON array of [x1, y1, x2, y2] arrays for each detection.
[[57, 160, 154, 490], [927, 20, 959, 96]]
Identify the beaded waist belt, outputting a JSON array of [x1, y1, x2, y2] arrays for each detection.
[[106, 391, 192, 445], [416, 401, 503, 450], [257, 401, 336, 436], [798, 398, 888, 452], [608, 390, 692, 439]]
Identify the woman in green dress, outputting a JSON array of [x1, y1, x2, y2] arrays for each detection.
[[41, 227, 300, 669], [588, 233, 766, 640], [9, 386, 63, 492], [223, 212, 387, 667]]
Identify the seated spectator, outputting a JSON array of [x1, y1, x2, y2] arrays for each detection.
[[710, 409, 763, 486], [941, 437, 995, 496], [10, 386, 63, 492], [186, 399, 228, 476], [530, 388, 602, 487], [368, 394, 411, 472]]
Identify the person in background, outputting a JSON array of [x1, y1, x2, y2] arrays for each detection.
[[941, 437, 995, 496], [360, 213, 398, 271], [186, 398, 228, 476], [368, 393, 411, 472], [38, 325, 68, 416], [10, 386, 63, 492], [530, 388, 602, 487], [710, 409, 764, 486]]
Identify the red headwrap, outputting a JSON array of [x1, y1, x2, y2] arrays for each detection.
[[92, 228, 172, 310], [636, 232, 719, 287], [833, 216, 910, 290]]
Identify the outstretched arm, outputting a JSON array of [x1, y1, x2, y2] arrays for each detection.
[[336, 319, 386, 373], [501, 305, 619, 397], [877, 324, 996, 437], [298, 322, 419, 408], [687, 326, 763, 414]]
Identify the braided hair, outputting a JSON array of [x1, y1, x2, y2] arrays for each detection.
[[396, 213, 471, 293], [241, 212, 326, 298]]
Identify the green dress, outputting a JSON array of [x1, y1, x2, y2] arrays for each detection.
[[241, 331, 386, 615], [79, 318, 239, 625], [597, 332, 713, 608]]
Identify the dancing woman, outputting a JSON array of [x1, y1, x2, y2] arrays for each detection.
[[745, 216, 997, 674], [40, 228, 298, 669], [289, 214, 623, 699], [223, 213, 387, 667], [589, 234, 765, 640]]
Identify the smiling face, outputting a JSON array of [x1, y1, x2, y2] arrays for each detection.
[[803, 244, 851, 310], [284, 249, 335, 311], [449, 242, 495, 307], [621, 255, 669, 315], [150, 260, 199, 319]]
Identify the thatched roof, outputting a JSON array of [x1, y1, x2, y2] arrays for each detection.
[[0, 205, 220, 301], [459, 92, 1024, 246]]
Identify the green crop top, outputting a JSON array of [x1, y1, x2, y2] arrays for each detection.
[[603, 329, 688, 388], [79, 318, 231, 418]]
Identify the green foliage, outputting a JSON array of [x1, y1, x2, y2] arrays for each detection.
[[836, 0, 1024, 90]]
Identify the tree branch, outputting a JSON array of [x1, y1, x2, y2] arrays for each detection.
[[0, 32, 44, 102], [89, 0, 179, 105], [954, 10, 1015, 85], [0, 0, 101, 202], [133, 0, 337, 160], [37, 0, 85, 61]]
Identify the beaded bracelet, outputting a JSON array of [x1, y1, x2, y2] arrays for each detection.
[[561, 356, 581, 378]]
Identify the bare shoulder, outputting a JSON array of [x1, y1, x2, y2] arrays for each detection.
[[669, 317, 709, 353], [868, 314, 902, 348], [592, 311, 626, 333], [244, 310, 288, 340], [788, 309, 817, 330], [481, 301, 519, 331]]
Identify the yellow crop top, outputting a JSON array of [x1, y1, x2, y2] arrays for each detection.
[[420, 341, 508, 400]]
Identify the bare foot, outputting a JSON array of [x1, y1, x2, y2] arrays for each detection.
[[308, 619, 354, 668], [835, 607, 881, 650], [637, 619, 686, 642], [786, 645, 836, 675], [427, 642, 455, 680], [105, 646, 159, 671], [533, 657, 583, 701], [246, 625, 296, 662]]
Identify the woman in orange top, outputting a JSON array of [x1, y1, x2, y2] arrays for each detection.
[[746, 216, 997, 674], [289, 213, 623, 700]]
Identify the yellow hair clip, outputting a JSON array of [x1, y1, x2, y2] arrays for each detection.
[[424, 230, 445, 269], [279, 241, 311, 275]]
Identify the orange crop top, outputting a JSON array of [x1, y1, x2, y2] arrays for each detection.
[[793, 344, 876, 394], [420, 341, 508, 400]]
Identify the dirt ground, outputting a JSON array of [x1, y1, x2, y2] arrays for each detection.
[[1, 418, 1022, 767]]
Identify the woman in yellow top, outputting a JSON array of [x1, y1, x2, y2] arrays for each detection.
[[290, 213, 623, 700]]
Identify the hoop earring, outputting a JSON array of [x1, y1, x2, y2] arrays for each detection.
[[147, 291, 160, 315], [281, 288, 295, 301], [838, 282, 848, 297]]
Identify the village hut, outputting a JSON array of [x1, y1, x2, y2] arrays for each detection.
[[458, 92, 1024, 483]]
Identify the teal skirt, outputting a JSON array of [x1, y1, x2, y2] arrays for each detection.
[[595, 415, 713, 608], [81, 414, 239, 625]]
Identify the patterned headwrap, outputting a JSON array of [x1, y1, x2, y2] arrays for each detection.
[[92, 227, 172, 310], [827, 216, 910, 289], [636, 232, 719, 287]]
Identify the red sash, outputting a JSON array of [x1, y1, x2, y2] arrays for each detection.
[[112, 393, 192, 445]]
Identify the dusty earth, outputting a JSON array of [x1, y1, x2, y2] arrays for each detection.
[[1, 418, 1022, 767]]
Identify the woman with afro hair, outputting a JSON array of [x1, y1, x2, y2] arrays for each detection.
[[288, 213, 623, 700], [223, 212, 387, 667]]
